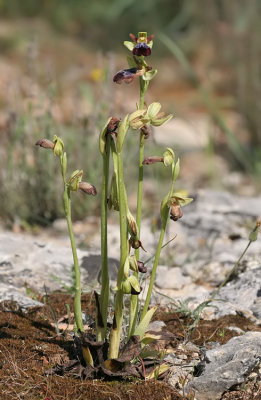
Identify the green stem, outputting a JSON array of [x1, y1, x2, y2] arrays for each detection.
[[140, 220, 167, 321], [108, 150, 128, 359], [128, 77, 148, 338], [96, 138, 110, 341], [60, 154, 83, 333]]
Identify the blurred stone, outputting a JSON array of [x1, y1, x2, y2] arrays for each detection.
[[155, 266, 192, 289], [186, 332, 261, 400]]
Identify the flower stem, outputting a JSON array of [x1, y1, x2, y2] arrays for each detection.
[[108, 149, 128, 359], [128, 77, 148, 338], [140, 220, 167, 321], [60, 158, 83, 333], [96, 138, 110, 341]]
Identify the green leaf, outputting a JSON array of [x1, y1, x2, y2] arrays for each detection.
[[82, 346, 94, 367], [134, 306, 157, 340], [116, 115, 129, 153]]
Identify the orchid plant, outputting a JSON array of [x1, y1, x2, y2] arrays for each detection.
[[36, 32, 192, 371], [98, 32, 192, 360]]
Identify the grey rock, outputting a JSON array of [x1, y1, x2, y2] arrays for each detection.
[[0, 284, 43, 311], [186, 331, 261, 400], [155, 266, 192, 289], [210, 263, 261, 319]]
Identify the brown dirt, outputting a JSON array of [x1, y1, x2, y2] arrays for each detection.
[[0, 292, 261, 400]]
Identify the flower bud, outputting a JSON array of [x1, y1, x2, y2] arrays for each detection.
[[127, 210, 138, 237], [249, 220, 261, 242], [53, 135, 64, 156], [35, 138, 54, 150], [68, 169, 83, 191], [79, 182, 97, 196]]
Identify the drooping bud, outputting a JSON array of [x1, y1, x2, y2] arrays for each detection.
[[79, 182, 97, 196], [53, 135, 64, 156], [35, 138, 54, 150], [142, 156, 164, 165], [122, 278, 132, 294], [68, 169, 83, 191]]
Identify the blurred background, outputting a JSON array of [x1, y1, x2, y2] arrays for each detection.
[[0, 0, 260, 229]]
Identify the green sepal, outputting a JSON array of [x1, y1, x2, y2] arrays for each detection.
[[99, 117, 111, 155], [127, 209, 138, 237], [151, 113, 173, 127], [124, 41, 135, 51], [68, 169, 83, 191], [116, 115, 129, 153], [122, 278, 132, 294], [147, 102, 161, 120], [128, 275, 141, 293], [160, 192, 170, 222], [163, 148, 175, 167], [53, 135, 64, 157], [134, 306, 157, 340], [142, 69, 157, 81], [168, 192, 193, 207], [123, 257, 130, 279], [129, 255, 138, 273]]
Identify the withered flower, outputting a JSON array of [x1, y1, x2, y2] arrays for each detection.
[[79, 182, 97, 196], [137, 261, 147, 273], [129, 237, 146, 252], [35, 139, 54, 150], [170, 203, 183, 221], [142, 156, 164, 165], [113, 68, 140, 84], [141, 124, 151, 139]]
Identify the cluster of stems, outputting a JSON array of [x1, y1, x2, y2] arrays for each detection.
[[98, 32, 192, 359]]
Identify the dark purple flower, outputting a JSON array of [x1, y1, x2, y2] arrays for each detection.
[[133, 43, 151, 57], [113, 68, 139, 84], [137, 261, 147, 273]]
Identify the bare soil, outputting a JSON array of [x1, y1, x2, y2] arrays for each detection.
[[0, 292, 261, 400]]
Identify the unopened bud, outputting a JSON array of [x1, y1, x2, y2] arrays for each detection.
[[170, 203, 183, 221], [53, 135, 64, 156], [127, 210, 138, 237], [249, 220, 261, 242], [79, 182, 97, 196], [35, 139, 54, 150], [163, 148, 175, 166], [142, 156, 164, 165]]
